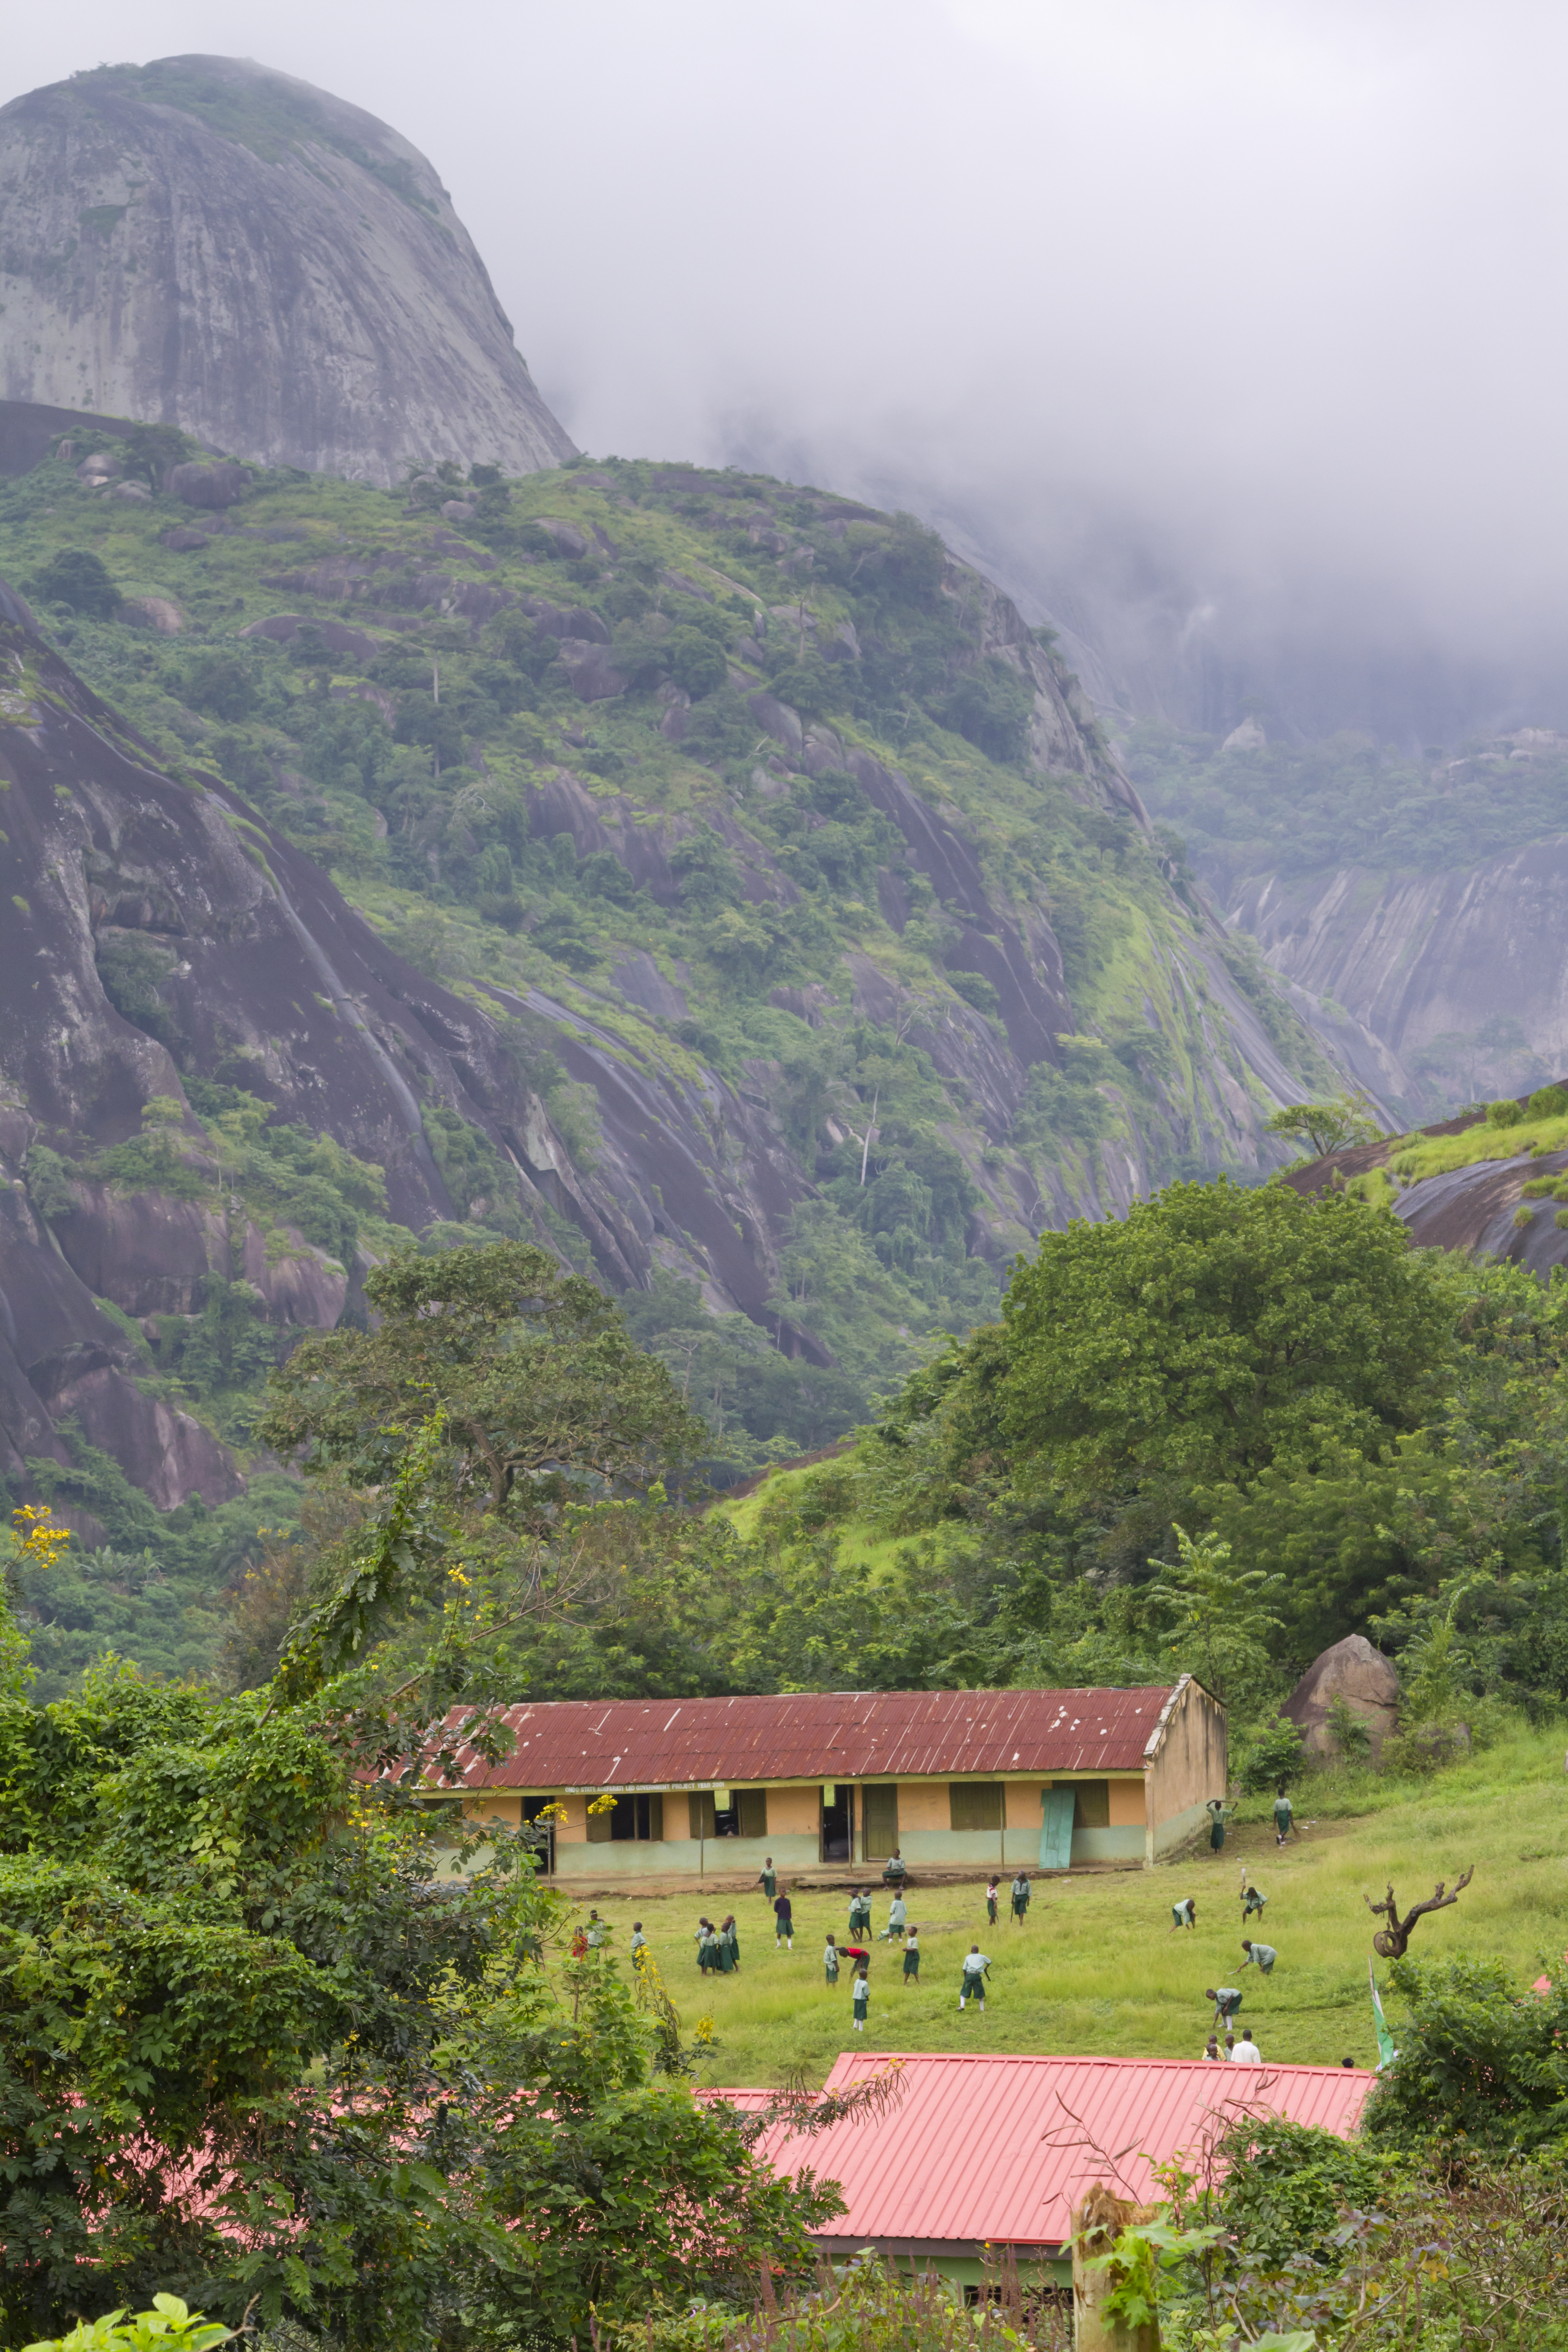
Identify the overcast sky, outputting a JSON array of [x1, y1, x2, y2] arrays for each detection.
[[5, 2, 1567, 720]]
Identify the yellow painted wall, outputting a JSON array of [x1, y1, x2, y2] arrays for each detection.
[[894, 1781, 950, 1833], [1147, 1680, 1227, 1856], [558, 1792, 589, 1845], [1006, 1779, 1045, 1827], [468, 1791, 522, 1830], [762, 1784, 820, 1838], [1108, 1777, 1146, 1828]]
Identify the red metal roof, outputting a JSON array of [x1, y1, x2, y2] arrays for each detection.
[[715, 2051, 1372, 2250], [439, 1686, 1180, 1791]]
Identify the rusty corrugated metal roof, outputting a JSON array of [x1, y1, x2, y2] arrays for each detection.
[[441, 1686, 1179, 1789], [716, 2051, 1372, 2249]]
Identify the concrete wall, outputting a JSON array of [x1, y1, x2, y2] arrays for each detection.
[[556, 1833, 818, 1881], [1144, 1679, 1228, 1859]]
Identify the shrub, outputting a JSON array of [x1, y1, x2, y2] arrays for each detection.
[[30, 547, 119, 618], [1217, 2116, 1394, 2270], [96, 933, 178, 1045], [948, 971, 1001, 1018], [1364, 1955, 1568, 2152], [1234, 1712, 1304, 1793], [1527, 1084, 1568, 1117], [668, 626, 728, 699], [1324, 1690, 1373, 1761], [1486, 1098, 1525, 1127]]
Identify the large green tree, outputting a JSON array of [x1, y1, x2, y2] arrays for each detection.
[[259, 1241, 706, 1520], [1002, 1179, 1456, 1514]]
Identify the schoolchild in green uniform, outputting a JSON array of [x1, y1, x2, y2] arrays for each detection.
[[848, 1887, 872, 1939], [630, 1922, 648, 1969], [718, 1914, 740, 1972], [902, 1928, 920, 1984], [1010, 1872, 1031, 1924], [880, 1894, 908, 1942], [1242, 1883, 1267, 1921], [1171, 1896, 1196, 1930], [758, 1856, 777, 1898], [696, 1919, 718, 1972], [1207, 1984, 1243, 2026], [1241, 1938, 1277, 1976], [852, 1964, 871, 2031], [824, 1933, 841, 1986], [986, 1877, 1000, 1925], [959, 1945, 990, 2010], [1273, 1791, 1295, 1846]]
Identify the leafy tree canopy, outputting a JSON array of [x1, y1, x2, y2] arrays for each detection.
[[257, 1240, 706, 1520], [1001, 1179, 1456, 1511]]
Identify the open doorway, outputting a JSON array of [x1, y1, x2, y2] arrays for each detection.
[[821, 1783, 855, 1862]]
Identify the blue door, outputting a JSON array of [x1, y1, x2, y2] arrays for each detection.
[[1040, 1785, 1074, 1871]]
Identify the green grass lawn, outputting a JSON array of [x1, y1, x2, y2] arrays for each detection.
[[568, 1722, 1568, 2087]]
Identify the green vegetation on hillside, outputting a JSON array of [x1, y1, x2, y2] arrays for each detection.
[[0, 437, 1338, 1584], [696, 1182, 1568, 1740], [1127, 715, 1568, 886]]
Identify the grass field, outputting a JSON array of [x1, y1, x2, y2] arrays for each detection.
[[565, 1722, 1568, 2087]]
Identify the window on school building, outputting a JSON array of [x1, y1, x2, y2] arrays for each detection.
[[1073, 1780, 1111, 1828], [608, 1793, 664, 1842], [949, 1782, 1005, 1833], [863, 1784, 899, 1857], [688, 1790, 718, 1841]]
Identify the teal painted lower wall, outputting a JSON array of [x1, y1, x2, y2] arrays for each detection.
[[556, 1834, 818, 1879], [1154, 1795, 1214, 1857], [1069, 1824, 1146, 1865], [457, 1822, 1149, 1881]]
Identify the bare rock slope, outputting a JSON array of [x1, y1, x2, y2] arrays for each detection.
[[0, 56, 574, 485], [0, 580, 843, 1506]]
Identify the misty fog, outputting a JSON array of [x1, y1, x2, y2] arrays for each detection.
[[5, 0, 1567, 737]]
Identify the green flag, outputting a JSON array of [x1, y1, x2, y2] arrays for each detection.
[[1369, 1960, 1397, 2069]]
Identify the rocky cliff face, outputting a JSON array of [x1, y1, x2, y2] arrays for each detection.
[[0, 579, 855, 1509], [1229, 843, 1568, 1112], [0, 56, 574, 485]]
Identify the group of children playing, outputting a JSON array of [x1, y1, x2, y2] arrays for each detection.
[[681, 1859, 1045, 2028], [1169, 1862, 1284, 2059]]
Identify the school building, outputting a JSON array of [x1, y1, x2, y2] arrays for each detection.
[[426, 1677, 1226, 1881], [717, 2049, 1372, 2292]]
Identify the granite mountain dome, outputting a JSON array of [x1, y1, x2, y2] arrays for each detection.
[[0, 56, 575, 485]]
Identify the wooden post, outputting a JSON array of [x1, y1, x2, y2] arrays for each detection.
[[1071, 2184, 1161, 2352]]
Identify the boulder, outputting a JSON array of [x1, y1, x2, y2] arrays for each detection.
[[166, 461, 250, 510], [77, 454, 119, 482], [532, 517, 588, 557], [118, 595, 183, 635], [1281, 1633, 1401, 1759], [112, 480, 152, 502], [556, 637, 627, 701], [161, 528, 211, 552]]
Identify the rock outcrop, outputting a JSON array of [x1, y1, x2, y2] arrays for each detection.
[[0, 578, 840, 1501], [1281, 1634, 1401, 1759], [1227, 840, 1568, 1112], [1284, 1092, 1568, 1280], [0, 56, 574, 485]]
